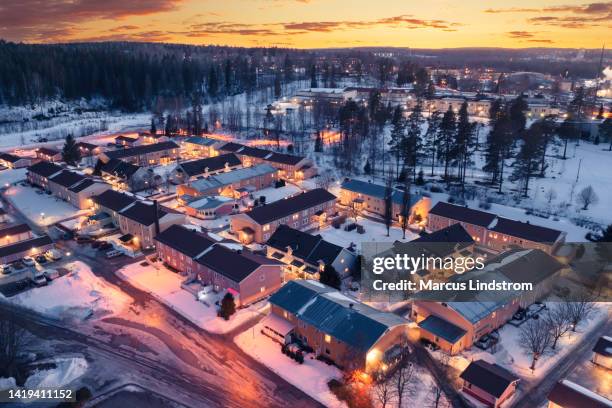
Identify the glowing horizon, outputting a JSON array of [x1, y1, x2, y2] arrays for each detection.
[[0, 0, 610, 49]]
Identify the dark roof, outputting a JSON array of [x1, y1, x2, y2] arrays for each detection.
[[105, 141, 178, 160], [27, 161, 63, 178], [490, 217, 563, 243], [115, 135, 137, 142], [429, 202, 497, 227], [418, 315, 467, 344], [37, 147, 60, 156], [76, 142, 98, 151], [68, 179, 97, 193], [266, 225, 344, 266], [0, 153, 23, 163], [593, 336, 612, 357], [548, 380, 612, 408], [49, 170, 86, 188], [119, 201, 170, 226], [497, 249, 563, 285], [459, 360, 518, 398], [396, 224, 474, 258], [178, 153, 241, 177], [91, 190, 136, 212], [154, 225, 215, 258], [100, 158, 141, 179], [0, 223, 31, 238], [269, 280, 409, 351], [0, 235, 53, 258], [195, 245, 274, 282], [266, 152, 304, 166], [341, 179, 404, 204], [246, 188, 336, 225]]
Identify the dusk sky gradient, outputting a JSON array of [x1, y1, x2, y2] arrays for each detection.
[[0, 0, 610, 48]]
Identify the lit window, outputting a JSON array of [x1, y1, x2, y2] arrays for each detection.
[[324, 334, 331, 343]]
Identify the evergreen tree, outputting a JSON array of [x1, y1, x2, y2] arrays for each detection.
[[388, 105, 405, 179], [438, 107, 457, 180], [400, 179, 411, 239], [319, 264, 341, 289], [599, 118, 612, 151], [61, 134, 80, 166], [219, 293, 236, 320], [150, 117, 157, 135], [363, 160, 371, 174], [402, 101, 423, 182], [384, 176, 393, 237], [314, 131, 323, 152], [558, 119, 577, 159], [511, 122, 544, 197], [453, 101, 476, 189], [274, 74, 281, 99], [423, 110, 442, 176], [309, 64, 317, 88]]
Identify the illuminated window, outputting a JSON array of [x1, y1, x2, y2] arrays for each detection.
[[263, 224, 270, 232], [324, 334, 331, 343]]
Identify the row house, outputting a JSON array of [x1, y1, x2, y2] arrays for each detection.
[[35, 147, 62, 162], [231, 188, 337, 244], [182, 196, 237, 220], [48, 170, 111, 209], [76, 142, 102, 157], [218, 142, 317, 180], [0, 223, 33, 247], [155, 224, 216, 275], [265, 224, 357, 280], [194, 245, 283, 307], [0, 235, 53, 265], [547, 380, 612, 408], [406, 96, 494, 117], [114, 135, 139, 147], [26, 161, 63, 190], [100, 141, 180, 167], [91, 190, 137, 225], [180, 136, 221, 158], [176, 164, 277, 199], [268, 280, 411, 372], [428, 201, 565, 254], [116, 200, 185, 249], [99, 158, 148, 191], [137, 132, 170, 145], [413, 249, 565, 354], [592, 336, 612, 370], [170, 153, 242, 184], [0, 153, 32, 169], [340, 179, 431, 223]]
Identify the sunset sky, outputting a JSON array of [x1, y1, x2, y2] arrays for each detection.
[[0, 0, 610, 48]]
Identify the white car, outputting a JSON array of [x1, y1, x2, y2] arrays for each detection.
[[44, 249, 63, 261], [22, 257, 36, 267]]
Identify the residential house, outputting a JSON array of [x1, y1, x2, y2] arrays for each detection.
[[91, 189, 137, 224], [0, 223, 33, 247], [76, 142, 101, 157], [115, 135, 139, 147], [0, 208, 9, 224], [0, 235, 53, 265], [459, 360, 519, 408], [413, 249, 565, 354], [100, 141, 180, 167], [268, 280, 411, 372], [265, 224, 357, 280], [428, 201, 565, 253], [35, 147, 62, 162], [138, 132, 170, 145], [547, 380, 612, 408], [218, 142, 317, 180], [26, 161, 63, 190], [181, 136, 222, 158], [177, 164, 277, 199], [116, 200, 185, 249], [170, 153, 242, 184], [340, 179, 431, 223], [592, 336, 612, 370], [155, 225, 216, 275], [231, 188, 337, 244], [0, 153, 32, 169], [194, 245, 283, 306], [99, 158, 147, 191], [48, 170, 111, 209]]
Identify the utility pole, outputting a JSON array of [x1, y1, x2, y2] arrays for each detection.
[[576, 158, 582, 183]]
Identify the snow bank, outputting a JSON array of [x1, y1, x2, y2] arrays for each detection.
[[25, 357, 88, 389], [9, 261, 130, 319]]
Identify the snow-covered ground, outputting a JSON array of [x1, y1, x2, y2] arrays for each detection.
[[5, 261, 130, 320], [234, 320, 344, 408], [319, 216, 419, 249], [252, 184, 302, 204], [117, 260, 265, 334], [3, 185, 89, 226], [25, 356, 88, 389], [0, 168, 27, 187]]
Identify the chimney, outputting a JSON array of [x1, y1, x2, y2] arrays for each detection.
[[349, 303, 354, 309], [154, 200, 160, 235]]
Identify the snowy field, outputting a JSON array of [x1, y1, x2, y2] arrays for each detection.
[[0, 168, 27, 186], [5, 261, 131, 320], [117, 260, 265, 334], [4, 185, 88, 226], [319, 216, 419, 249], [234, 320, 344, 408]]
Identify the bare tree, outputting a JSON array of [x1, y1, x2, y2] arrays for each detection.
[[400, 179, 411, 240], [545, 188, 557, 204], [392, 343, 414, 408], [519, 319, 551, 371], [426, 385, 449, 408], [577, 185, 598, 210], [372, 371, 394, 408], [0, 315, 33, 380], [561, 291, 595, 331], [543, 305, 571, 350]]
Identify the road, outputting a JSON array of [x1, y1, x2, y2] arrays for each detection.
[[513, 318, 612, 408]]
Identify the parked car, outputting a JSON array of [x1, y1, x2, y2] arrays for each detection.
[[22, 257, 36, 267], [35, 255, 48, 264], [91, 241, 101, 248], [98, 242, 113, 251], [75, 236, 93, 244], [44, 249, 63, 261], [11, 261, 26, 271], [31, 270, 47, 287], [105, 249, 123, 259], [43, 269, 60, 281]]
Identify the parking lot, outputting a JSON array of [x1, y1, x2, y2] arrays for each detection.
[[0, 249, 71, 297]]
